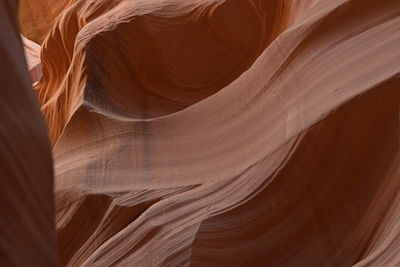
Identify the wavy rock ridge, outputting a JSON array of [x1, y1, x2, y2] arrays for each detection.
[[12, 0, 400, 266]]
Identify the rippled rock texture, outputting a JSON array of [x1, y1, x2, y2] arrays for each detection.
[[9, 0, 400, 266]]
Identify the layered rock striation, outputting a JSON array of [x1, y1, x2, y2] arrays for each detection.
[[8, 0, 400, 266]]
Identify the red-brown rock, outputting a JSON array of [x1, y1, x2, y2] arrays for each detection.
[[0, 1, 57, 266], [7, 0, 400, 266]]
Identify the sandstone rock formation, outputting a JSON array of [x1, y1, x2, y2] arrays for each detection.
[[0, 1, 57, 266], [22, 35, 42, 83], [5, 0, 400, 265], [18, 0, 75, 43]]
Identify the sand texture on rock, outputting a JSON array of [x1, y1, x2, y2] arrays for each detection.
[[9, 0, 400, 266]]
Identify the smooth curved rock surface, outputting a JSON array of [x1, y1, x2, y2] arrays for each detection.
[[0, 1, 57, 266], [22, 35, 42, 83], [22, 0, 400, 265]]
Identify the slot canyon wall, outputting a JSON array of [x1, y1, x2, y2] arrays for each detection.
[[0, 0, 57, 266], [1, 0, 400, 266]]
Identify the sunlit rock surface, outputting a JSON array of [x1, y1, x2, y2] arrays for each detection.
[[22, 35, 42, 83]]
